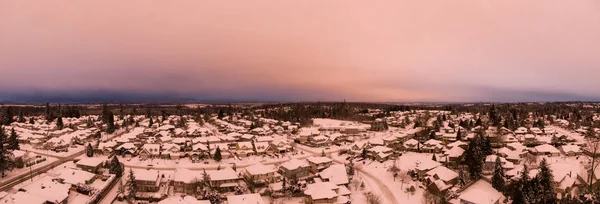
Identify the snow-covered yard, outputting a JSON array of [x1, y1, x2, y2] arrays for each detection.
[[20, 144, 85, 158]]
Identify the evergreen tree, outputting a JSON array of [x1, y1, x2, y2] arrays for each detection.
[[127, 168, 137, 200], [148, 117, 154, 127], [538, 158, 556, 203], [56, 116, 64, 130], [491, 157, 505, 192], [86, 143, 94, 157], [0, 127, 14, 177], [102, 104, 115, 133], [29, 117, 35, 124], [8, 128, 19, 150], [322, 149, 326, 157], [110, 156, 123, 176], [475, 118, 482, 127], [361, 148, 367, 159], [464, 136, 483, 179], [456, 128, 462, 141], [213, 147, 222, 161], [18, 112, 25, 123]]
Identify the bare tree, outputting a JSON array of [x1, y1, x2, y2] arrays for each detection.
[[389, 162, 400, 181], [398, 170, 410, 190], [586, 138, 600, 191], [352, 179, 361, 191]]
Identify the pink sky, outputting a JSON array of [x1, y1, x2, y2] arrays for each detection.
[[1, 1, 599, 102]]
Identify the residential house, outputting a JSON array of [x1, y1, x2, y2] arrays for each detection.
[[303, 182, 350, 204], [139, 144, 161, 159], [319, 164, 349, 186], [161, 143, 182, 159], [459, 180, 503, 204], [172, 168, 198, 194], [534, 144, 561, 157], [422, 139, 443, 153], [308, 135, 332, 147], [133, 169, 161, 192], [279, 159, 311, 179], [367, 146, 394, 162], [306, 157, 333, 173], [404, 139, 421, 151], [209, 167, 241, 191], [76, 157, 105, 173], [561, 145, 582, 156], [426, 166, 459, 193], [244, 164, 279, 184]]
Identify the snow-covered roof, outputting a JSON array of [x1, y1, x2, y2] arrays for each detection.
[[245, 164, 276, 175], [426, 166, 458, 182], [459, 180, 504, 204], [227, 193, 265, 204], [76, 157, 105, 167], [319, 164, 349, 185], [158, 195, 210, 204], [174, 168, 198, 183], [133, 169, 160, 182], [303, 182, 339, 200], [534, 144, 560, 154], [280, 159, 309, 171], [55, 168, 96, 185], [561, 144, 582, 153], [444, 146, 465, 158], [368, 146, 392, 153], [208, 167, 239, 181], [21, 176, 71, 204]]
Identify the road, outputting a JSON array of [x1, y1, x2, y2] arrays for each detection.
[[0, 149, 85, 192], [0, 130, 125, 193]]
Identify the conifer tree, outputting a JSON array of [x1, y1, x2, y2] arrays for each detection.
[[213, 147, 222, 161], [148, 117, 154, 127], [56, 116, 64, 130], [361, 148, 367, 159], [127, 168, 137, 200], [492, 157, 505, 192], [86, 143, 94, 157], [8, 128, 19, 150], [456, 128, 462, 141], [0, 127, 14, 178], [538, 158, 556, 203], [464, 136, 483, 179], [29, 117, 35, 124], [110, 156, 123, 176]]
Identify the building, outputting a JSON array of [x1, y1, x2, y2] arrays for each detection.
[[172, 168, 198, 194], [459, 180, 504, 204], [303, 182, 350, 204], [426, 166, 459, 193], [75, 157, 105, 173], [279, 159, 311, 179], [133, 169, 161, 192], [534, 144, 561, 157], [139, 144, 161, 159], [306, 157, 333, 173], [245, 164, 279, 184], [208, 167, 241, 191]]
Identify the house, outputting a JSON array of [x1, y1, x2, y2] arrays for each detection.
[[303, 182, 350, 204], [404, 139, 421, 151], [139, 144, 161, 159], [269, 140, 292, 153], [515, 127, 528, 135], [244, 164, 279, 184], [209, 167, 241, 191], [75, 157, 105, 173], [534, 144, 561, 157], [116, 142, 137, 157], [319, 164, 349, 186], [426, 166, 459, 193], [190, 143, 209, 161], [306, 157, 333, 173], [133, 169, 161, 192], [54, 168, 96, 187], [279, 159, 311, 179], [235, 142, 255, 157], [18, 176, 71, 204], [561, 145, 582, 156], [422, 139, 443, 153], [443, 146, 465, 163], [550, 162, 585, 195], [173, 168, 199, 194], [308, 135, 332, 147], [367, 146, 394, 162], [161, 143, 182, 159], [227, 193, 265, 204], [459, 180, 504, 204]]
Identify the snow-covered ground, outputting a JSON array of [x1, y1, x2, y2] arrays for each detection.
[[20, 144, 85, 158], [0, 156, 58, 183]]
